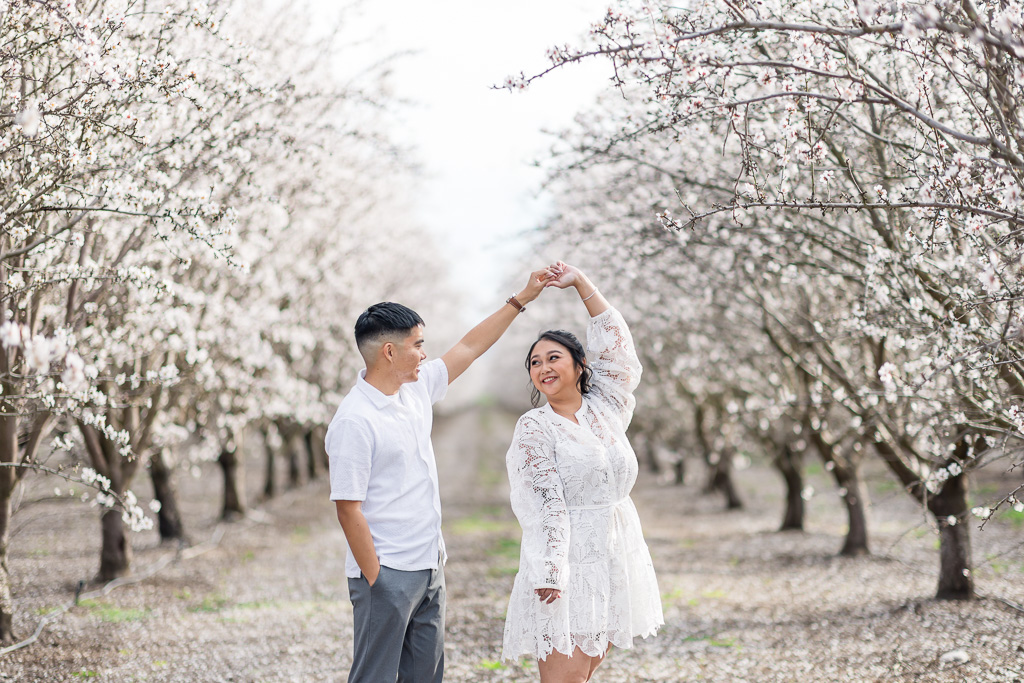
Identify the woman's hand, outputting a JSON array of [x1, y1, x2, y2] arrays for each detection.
[[544, 261, 584, 290], [518, 266, 558, 304], [535, 587, 562, 604], [546, 260, 607, 314]]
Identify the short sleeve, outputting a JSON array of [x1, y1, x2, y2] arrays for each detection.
[[326, 417, 374, 501], [419, 357, 449, 405]]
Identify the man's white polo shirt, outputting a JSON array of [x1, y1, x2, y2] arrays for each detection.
[[326, 358, 449, 578]]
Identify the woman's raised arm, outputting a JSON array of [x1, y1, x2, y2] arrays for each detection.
[[545, 262, 609, 317]]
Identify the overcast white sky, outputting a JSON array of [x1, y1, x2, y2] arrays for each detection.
[[337, 1, 614, 315]]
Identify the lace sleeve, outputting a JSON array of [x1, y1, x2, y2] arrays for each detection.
[[506, 414, 569, 590], [586, 307, 642, 425]]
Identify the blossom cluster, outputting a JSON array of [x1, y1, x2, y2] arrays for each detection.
[[1, 0, 446, 537], [532, 0, 1024, 521]]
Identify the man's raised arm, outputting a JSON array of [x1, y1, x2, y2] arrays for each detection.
[[441, 267, 553, 384]]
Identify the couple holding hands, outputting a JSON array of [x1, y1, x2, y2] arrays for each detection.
[[326, 262, 663, 683]]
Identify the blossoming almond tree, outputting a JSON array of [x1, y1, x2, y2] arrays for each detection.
[[0, 0, 448, 640], [0, 0, 218, 633], [523, 0, 1024, 599]]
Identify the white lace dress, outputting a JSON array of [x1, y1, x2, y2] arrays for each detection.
[[502, 308, 663, 662]]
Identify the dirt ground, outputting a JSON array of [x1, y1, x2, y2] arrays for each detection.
[[2, 406, 1023, 682]]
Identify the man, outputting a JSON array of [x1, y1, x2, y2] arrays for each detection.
[[326, 266, 553, 683]]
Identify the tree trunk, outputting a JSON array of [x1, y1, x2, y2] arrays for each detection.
[[774, 443, 804, 531], [834, 461, 870, 556], [0, 493, 14, 643], [98, 509, 132, 581], [928, 472, 974, 600], [149, 449, 185, 542], [287, 430, 301, 489], [643, 436, 661, 475], [806, 425, 870, 556], [80, 406, 155, 585], [262, 428, 277, 500], [314, 424, 330, 471], [694, 403, 743, 509], [218, 445, 246, 521], [0, 411, 19, 642], [673, 456, 685, 486], [304, 430, 319, 480], [709, 448, 744, 510]]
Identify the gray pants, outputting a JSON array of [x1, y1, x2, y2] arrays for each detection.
[[347, 559, 445, 683]]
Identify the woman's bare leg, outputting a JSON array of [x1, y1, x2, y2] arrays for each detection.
[[538, 647, 598, 683], [585, 644, 613, 681]]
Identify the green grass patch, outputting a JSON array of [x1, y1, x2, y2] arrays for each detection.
[[873, 479, 899, 493], [661, 587, 685, 608], [189, 594, 230, 613], [683, 634, 740, 648], [973, 483, 1000, 499], [478, 659, 507, 671], [684, 589, 727, 607], [489, 537, 521, 560], [28, 549, 50, 558], [241, 550, 255, 562], [34, 605, 62, 616], [485, 538, 521, 578], [709, 637, 739, 648], [151, 661, 168, 668], [487, 565, 519, 578], [1000, 508, 1024, 528], [985, 553, 1024, 575], [71, 671, 99, 678], [988, 559, 1010, 575], [291, 526, 310, 543], [451, 514, 514, 535], [79, 599, 151, 623]]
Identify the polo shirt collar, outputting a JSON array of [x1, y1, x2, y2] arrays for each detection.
[[356, 369, 396, 410]]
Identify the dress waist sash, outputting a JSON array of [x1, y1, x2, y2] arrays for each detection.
[[566, 497, 629, 511]]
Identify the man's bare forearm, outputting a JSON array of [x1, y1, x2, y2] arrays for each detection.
[[335, 500, 380, 584], [442, 305, 520, 382], [441, 267, 553, 383]]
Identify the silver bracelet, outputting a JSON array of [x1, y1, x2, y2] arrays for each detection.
[[581, 288, 598, 302]]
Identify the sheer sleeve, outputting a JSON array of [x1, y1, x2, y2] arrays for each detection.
[[586, 307, 642, 426], [506, 414, 569, 590]]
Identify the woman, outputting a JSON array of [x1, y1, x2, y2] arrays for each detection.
[[502, 262, 663, 682]]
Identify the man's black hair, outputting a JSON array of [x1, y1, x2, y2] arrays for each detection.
[[354, 302, 424, 357]]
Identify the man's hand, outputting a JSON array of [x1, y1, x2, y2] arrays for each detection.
[[516, 266, 557, 304], [364, 561, 381, 586], [335, 500, 381, 585]]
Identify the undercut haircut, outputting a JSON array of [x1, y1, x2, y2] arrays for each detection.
[[354, 302, 424, 359]]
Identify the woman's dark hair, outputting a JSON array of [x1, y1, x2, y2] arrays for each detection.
[[525, 330, 593, 407]]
